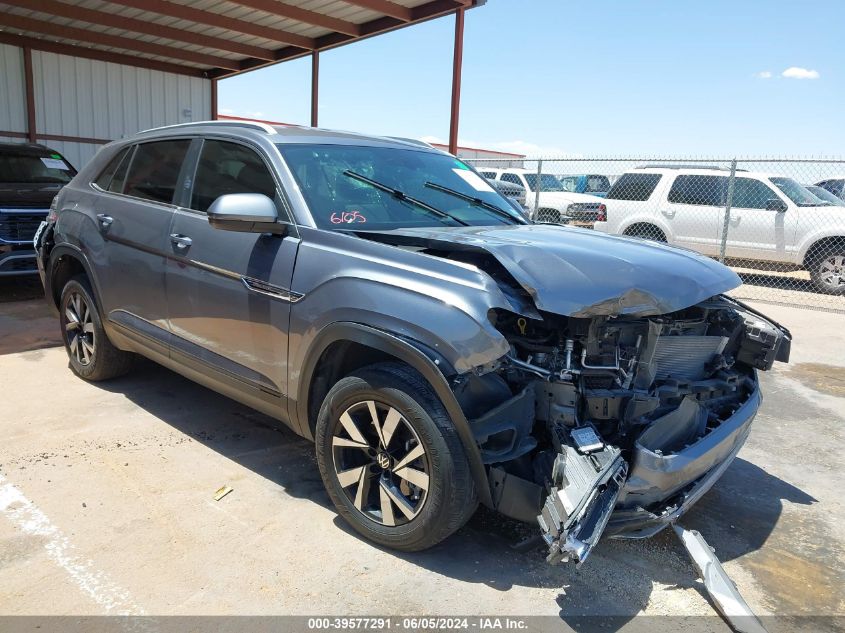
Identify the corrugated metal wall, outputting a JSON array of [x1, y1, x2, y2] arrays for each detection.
[[0, 43, 27, 141], [0, 45, 211, 169]]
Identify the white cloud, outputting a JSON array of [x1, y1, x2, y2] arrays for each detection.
[[755, 70, 773, 79], [781, 66, 820, 80], [420, 135, 575, 158]]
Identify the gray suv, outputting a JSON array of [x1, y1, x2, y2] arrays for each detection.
[[36, 121, 790, 563]]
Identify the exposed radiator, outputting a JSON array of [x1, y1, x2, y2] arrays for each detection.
[[653, 335, 728, 381]]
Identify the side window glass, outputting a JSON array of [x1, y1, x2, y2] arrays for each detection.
[[501, 173, 521, 186], [605, 173, 661, 201], [109, 146, 134, 194], [732, 178, 777, 209], [559, 176, 578, 191], [668, 175, 726, 206], [123, 140, 191, 204], [190, 140, 278, 213], [94, 146, 130, 191]]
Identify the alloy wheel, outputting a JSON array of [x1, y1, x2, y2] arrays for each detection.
[[64, 291, 95, 366], [819, 255, 845, 291], [331, 400, 430, 527]]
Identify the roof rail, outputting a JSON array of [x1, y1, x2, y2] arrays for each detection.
[[635, 164, 747, 172], [139, 120, 278, 135], [386, 136, 436, 149]]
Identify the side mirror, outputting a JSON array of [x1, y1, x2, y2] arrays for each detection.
[[766, 198, 788, 212], [207, 193, 285, 233]]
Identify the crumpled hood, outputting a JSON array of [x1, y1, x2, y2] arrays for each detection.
[[363, 224, 741, 318]]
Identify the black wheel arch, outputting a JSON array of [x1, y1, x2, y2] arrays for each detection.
[[46, 244, 103, 313], [296, 322, 493, 507]]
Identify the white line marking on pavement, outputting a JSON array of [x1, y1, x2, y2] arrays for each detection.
[[0, 474, 146, 615]]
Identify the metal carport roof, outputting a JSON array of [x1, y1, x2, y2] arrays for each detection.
[[0, 0, 482, 79], [0, 0, 483, 153]]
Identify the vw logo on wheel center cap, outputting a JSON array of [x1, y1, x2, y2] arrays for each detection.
[[376, 452, 392, 470]]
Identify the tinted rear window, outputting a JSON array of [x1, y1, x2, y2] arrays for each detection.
[[667, 174, 726, 206], [94, 146, 132, 191], [606, 173, 661, 201], [122, 140, 191, 203], [0, 149, 75, 184]]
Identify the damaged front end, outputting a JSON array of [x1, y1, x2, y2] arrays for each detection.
[[457, 295, 790, 566]]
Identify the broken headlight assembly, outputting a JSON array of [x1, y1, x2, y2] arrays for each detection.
[[460, 295, 790, 566]]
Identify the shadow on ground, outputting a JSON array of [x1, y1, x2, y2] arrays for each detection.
[[82, 359, 821, 629], [0, 281, 62, 355]]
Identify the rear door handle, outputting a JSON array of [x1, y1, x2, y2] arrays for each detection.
[[661, 209, 676, 218], [96, 213, 113, 229], [170, 233, 192, 250]]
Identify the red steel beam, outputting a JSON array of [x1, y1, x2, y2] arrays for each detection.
[[341, 0, 412, 21], [229, 0, 362, 37], [217, 0, 475, 79], [448, 7, 465, 155], [310, 51, 319, 127], [23, 46, 36, 144], [0, 32, 207, 77], [0, 14, 241, 70], [2, 0, 279, 61], [106, 0, 315, 50], [211, 78, 219, 120]]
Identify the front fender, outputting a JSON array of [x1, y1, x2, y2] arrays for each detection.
[[294, 321, 495, 507], [796, 227, 845, 265]]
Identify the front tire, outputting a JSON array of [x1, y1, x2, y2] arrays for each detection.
[[59, 275, 134, 381], [315, 362, 478, 551], [809, 251, 845, 295]]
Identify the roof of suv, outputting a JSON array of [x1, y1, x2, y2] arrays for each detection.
[[627, 166, 790, 180], [132, 120, 445, 153]]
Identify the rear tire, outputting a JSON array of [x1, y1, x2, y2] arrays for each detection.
[[59, 275, 134, 381], [315, 362, 478, 552], [624, 223, 667, 242]]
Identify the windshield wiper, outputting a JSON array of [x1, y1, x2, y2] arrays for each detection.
[[343, 170, 469, 226], [424, 181, 522, 224]]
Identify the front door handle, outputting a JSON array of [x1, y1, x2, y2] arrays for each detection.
[[170, 233, 192, 250], [96, 213, 113, 230]]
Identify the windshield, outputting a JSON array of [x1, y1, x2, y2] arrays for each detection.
[[806, 185, 844, 206], [0, 150, 75, 184], [278, 144, 523, 230], [523, 173, 565, 192], [769, 177, 820, 207]]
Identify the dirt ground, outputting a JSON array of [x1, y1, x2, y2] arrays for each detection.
[[0, 277, 843, 631]]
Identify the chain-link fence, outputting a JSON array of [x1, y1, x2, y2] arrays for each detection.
[[465, 156, 845, 313]]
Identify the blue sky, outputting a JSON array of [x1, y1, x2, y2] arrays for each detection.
[[219, 0, 844, 157]]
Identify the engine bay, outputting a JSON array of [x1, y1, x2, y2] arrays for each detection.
[[455, 295, 790, 565]]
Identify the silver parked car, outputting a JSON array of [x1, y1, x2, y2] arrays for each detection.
[[36, 121, 790, 563]]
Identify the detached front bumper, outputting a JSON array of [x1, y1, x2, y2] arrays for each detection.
[[606, 379, 761, 539]]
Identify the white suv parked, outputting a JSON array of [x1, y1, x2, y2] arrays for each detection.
[[479, 168, 606, 226], [594, 166, 845, 294]]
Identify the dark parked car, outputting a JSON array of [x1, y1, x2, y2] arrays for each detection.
[[1, 142, 75, 275], [806, 184, 845, 206], [36, 121, 790, 563], [814, 177, 845, 202]]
